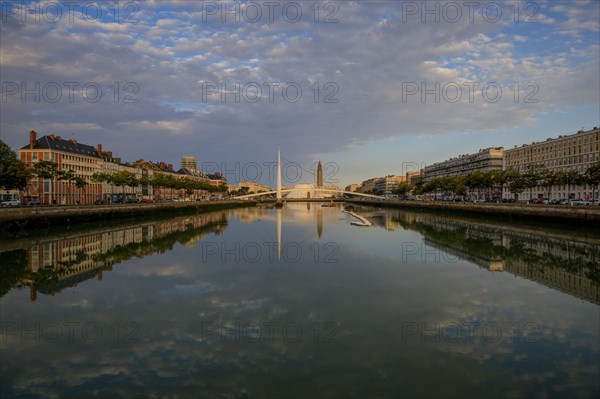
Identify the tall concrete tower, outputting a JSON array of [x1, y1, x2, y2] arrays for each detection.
[[317, 161, 323, 187], [276, 148, 282, 200]]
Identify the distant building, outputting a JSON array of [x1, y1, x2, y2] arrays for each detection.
[[229, 180, 272, 193], [422, 147, 505, 182], [354, 175, 405, 195], [356, 177, 378, 194], [99, 150, 149, 202], [181, 156, 197, 171], [406, 171, 422, 187], [503, 127, 599, 201], [317, 161, 323, 187], [374, 175, 406, 196], [345, 184, 359, 192], [284, 184, 339, 199]]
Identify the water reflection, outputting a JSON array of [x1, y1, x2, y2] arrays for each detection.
[[2, 205, 598, 304], [0, 212, 228, 301], [347, 205, 600, 304], [1, 204, 598, 398]]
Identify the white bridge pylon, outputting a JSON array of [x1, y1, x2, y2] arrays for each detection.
[[233, 188, 386, 200], [233, 149, 386, 201]]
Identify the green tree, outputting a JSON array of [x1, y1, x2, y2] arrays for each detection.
[[466, 171, 487, 200], [523, 165, 542, 200], [505, 169, 526, 201], [394, 182, 411, 197], [57, 169, 76, 204], [492, 170, 509, 200], [92, 172, 112, 202], [562, 170, 581, 200], [0, 141, 31, 192], [91, 172, 110, 184], [74, 177, 87, 204], [584, 161, 600, 203], [32, 160, 59, 203], [110, 170, 138, 200], [448, 176, 466, 197], [539, 168, 560, 200]]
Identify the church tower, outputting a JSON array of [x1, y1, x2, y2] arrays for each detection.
[[317, 161, 323, 187]]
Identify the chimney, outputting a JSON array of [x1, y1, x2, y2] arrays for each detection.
[[29, 130, 37, 149], [167, 163, 173, 171], [159, 162, 165, 169], [97, 144, 102, 154]]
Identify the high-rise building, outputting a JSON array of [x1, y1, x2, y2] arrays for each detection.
[[180, 156, 197, 171], [317, 161, 323, 187]]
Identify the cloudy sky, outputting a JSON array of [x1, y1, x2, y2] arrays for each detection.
[[1, 0, 599, 187]]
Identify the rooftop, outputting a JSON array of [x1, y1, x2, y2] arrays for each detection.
[[21, 134, 101, 158]]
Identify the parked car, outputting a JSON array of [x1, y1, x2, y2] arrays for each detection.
[[558, 198, 570, 205], [26, 200, 41, 206], [571, 199, 591, 205], [501, 198, 516, 203], [1, 199, 21, 207], [529, 199, 548, 204]]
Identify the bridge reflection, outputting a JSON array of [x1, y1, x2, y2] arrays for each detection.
[[2, 205, 598, 305]]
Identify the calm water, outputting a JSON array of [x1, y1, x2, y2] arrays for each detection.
[[1, 203, 599, 398]]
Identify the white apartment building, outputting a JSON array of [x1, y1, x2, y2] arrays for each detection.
[[503, 127, 600, 201], [423, 147, 505, 182]]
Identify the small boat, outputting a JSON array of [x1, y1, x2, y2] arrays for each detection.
[[341, 210, 372, 226]]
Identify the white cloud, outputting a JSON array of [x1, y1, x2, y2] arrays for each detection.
[[0, 1, 598, 183]]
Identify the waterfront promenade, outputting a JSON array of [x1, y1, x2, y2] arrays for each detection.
[[0, 201, 255, 229], [2, 199, 600, 229]]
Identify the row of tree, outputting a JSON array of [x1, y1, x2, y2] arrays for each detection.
[[91, 170, 227, 199], [0, 140, 30, 191], [395, 162, 600, 202], [1, 141, 226, 202]]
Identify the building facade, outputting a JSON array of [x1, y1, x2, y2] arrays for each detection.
[[374, 175, 406, 196], [100, 150, 150, 202], [503, 127, 600, 201], [406, 171, 422, 187], [345, 184, 359, 193], [16, 130, 226, 204], [228, 180, 272, 193], [356, 178, 378, 194], [180, 156, 197, 171], [19, 131, 103, 204], [423, 147, 505, 183]]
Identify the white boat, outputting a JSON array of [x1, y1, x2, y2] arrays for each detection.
[[342, 210, 372, 226]]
